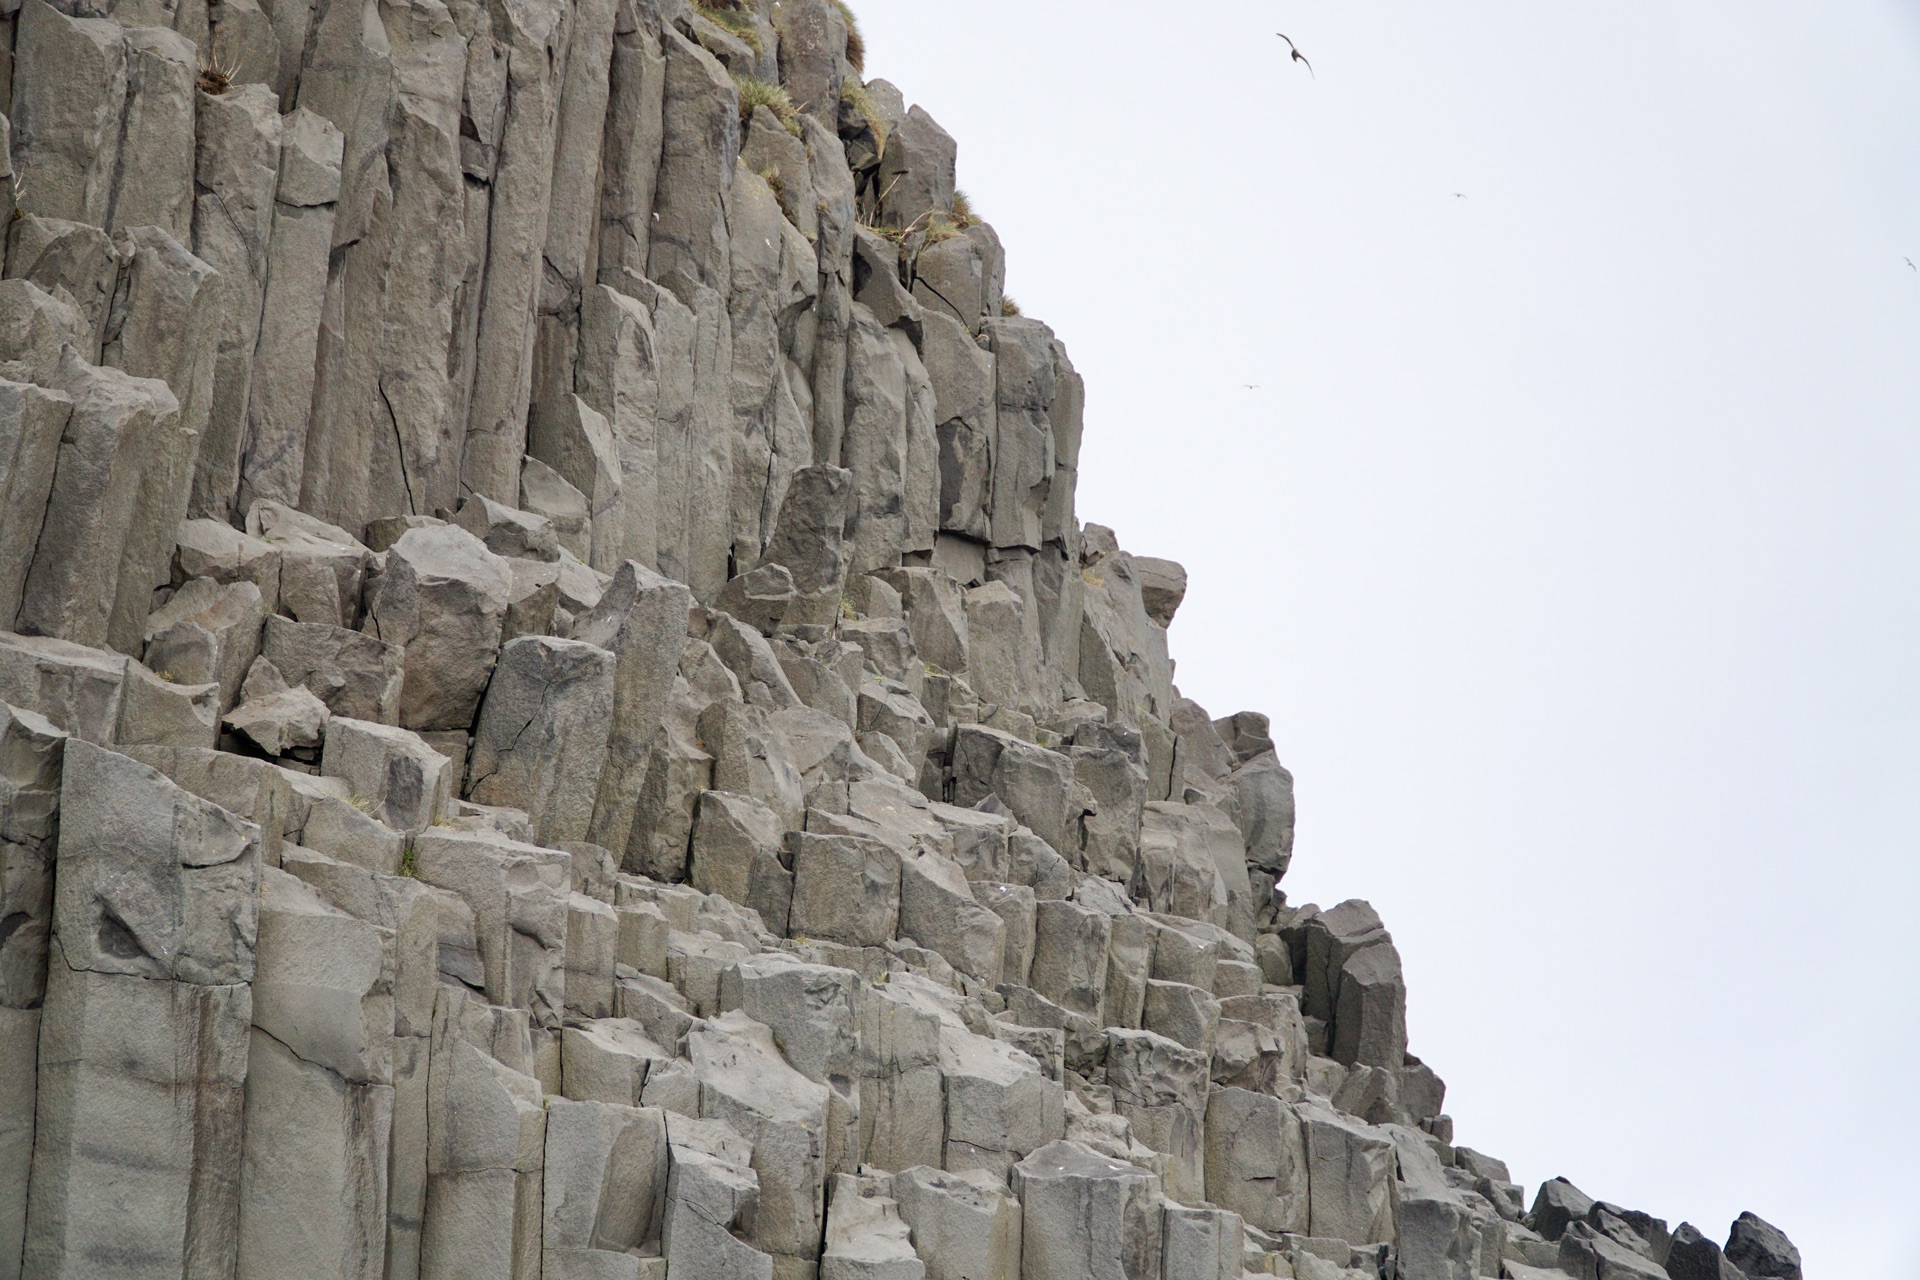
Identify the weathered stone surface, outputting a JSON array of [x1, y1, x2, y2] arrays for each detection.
[[236, 869, 394, 1280], [263, 616, 405, 724], [790, 832, 901, 947], [0, 633, 126, 746], [823, 1173, 926, 1280], [143, 577, 267, 711], [411, 829, 569, 1028], [1013, 1141, 1163, 1280], [362, 525, 514, 732], [17, 350, 178, 650], [0, 381, 70, 629], [321, 718, 452, 834], [890, 1165, 1022, 1280], [691, 790, 793, 935], [687, 1012, 832, 1268], [235, 108, 341, 516], [245, 501, 369, 629], [1295, 1101, 1397, 1246], [1724, 1211, 1802, 1280], [469, 636, 616, 845], [541, 1099, 669, 1270], [951, 725, 1074, 857], [25, 742, 259, 1280], [1105, 1029, 1210, 1204], [577, 561, 694, 860]]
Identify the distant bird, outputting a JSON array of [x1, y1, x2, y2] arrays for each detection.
[[1907, 257, 1917, 272], [1242, 384, 1261, 390], [1453, 193, 1469, 200], [1275, 33, 1314, 77]]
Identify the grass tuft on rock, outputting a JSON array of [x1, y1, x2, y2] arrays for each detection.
[[841, 79, 888, 155], [829, 0, 866, 72], [950, 189, 978, 229], [1001, 296, 1022, 317], [735, 76, 804, 138], [696, 1, 763, 54]]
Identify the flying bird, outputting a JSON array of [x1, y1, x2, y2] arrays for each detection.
[[1907, 257, 1916, 272], [1243, 384, 1261, 390], [1453, 193, 1469, 200], [1275, 33, 1314, 77]]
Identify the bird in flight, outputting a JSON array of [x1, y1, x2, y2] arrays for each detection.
[[1242, 384, 1260, 390], [1906, 257, 1916, 272], [1453, 193, 1469, 200], [1275, 34, 1314, 77]]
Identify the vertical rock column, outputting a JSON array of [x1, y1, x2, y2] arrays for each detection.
[[0, 707, 66, 1280], [235, 869, 396, 1280], [23, 742, 261, 1280]]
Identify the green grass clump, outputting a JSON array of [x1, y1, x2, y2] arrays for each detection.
[[696, 1, 763, 53], [950, 189, 978, 229], [735, 75, 804, 138], [828, 0, 866, 71], [841, 80, 888, 155]]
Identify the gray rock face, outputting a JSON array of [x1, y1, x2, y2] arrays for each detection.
[[1013, 1140, 1163, 1280], [0, 13, 1796, 1280], [469, 636, 616, 845], [25, 742, 259, 1280], [362, 525, 514, 732], [1724, 1212, 1802, 1280]]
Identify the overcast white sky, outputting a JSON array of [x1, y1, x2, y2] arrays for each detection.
[[853, 1, 1920, 1274]]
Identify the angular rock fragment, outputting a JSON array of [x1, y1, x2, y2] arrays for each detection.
[[362, 525, 514, 731], [1013, 1140, 1163, 1280], [468, 636, 616, 845]]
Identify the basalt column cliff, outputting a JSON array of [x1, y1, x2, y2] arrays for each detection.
[[0, 1, 1801, 1277]]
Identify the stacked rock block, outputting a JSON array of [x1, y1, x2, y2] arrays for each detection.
[[0, 0, 1800, 1276]]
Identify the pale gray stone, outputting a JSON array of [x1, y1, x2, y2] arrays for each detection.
[[319, 717, 451, 834], [245, 500, 370, 629], [453, 495, 563, 564], [262, 616, 405, 724], [690, 790, 793, 935], [362, 525, 514, 731], [789, 831, 900, 947], [822, 1173, 925, 1280], [687, 1012, 832, 1267], [235, 109, 341, 515], [236, 869, 394, 1280], [542, 1100, 669, 1270], [1105, 1029, 1209, 1204], [25, 741, 259, 1280], [110, 661, 218, 749], [468, 636, 616, 845], [143, 577, 266, 710], [411, 829, 570, 1027], [17, 350, 178, 649], [890, 1165, 1022, 1280], [950, 724, 1074, 857], [1012, 1140, 1163, 1280], [0, 278, 90, 383], [531, 394, 625, 570], [1159, 1204, 1243, 1280], [576, 560, 693, 859], [1204, 1088, 1310, 1236], [662, 1113, 772, 1280], [2, 217, 118, 357], [187, 84, 282, 523], [421, 992, 549, 1280], [0, 380, 71, 628], [8, 0, 128, 229], [567, 893, 620, 1020], [0, 1006, 39, 1278]]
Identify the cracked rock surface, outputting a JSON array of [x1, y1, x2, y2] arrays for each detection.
[[0, 2, 1795, 1277]]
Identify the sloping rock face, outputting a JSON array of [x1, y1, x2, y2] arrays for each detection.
[[0, 2, 1796, 1278]]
